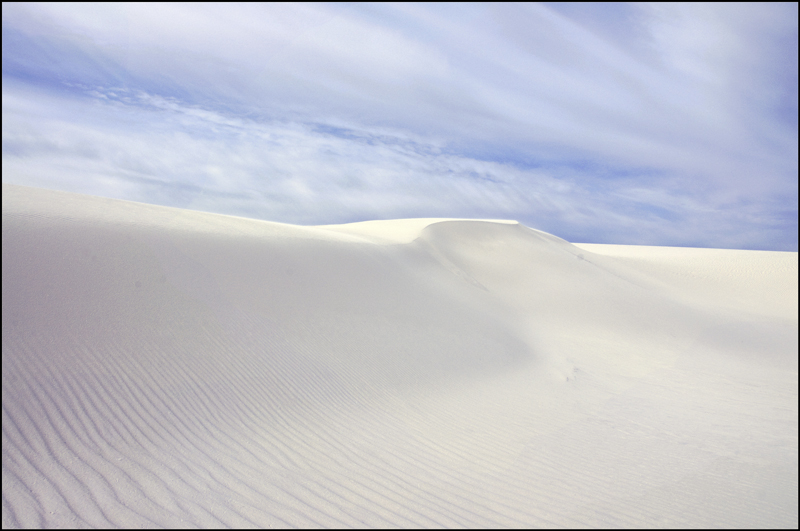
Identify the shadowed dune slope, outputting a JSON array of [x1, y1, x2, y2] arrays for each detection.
[[3, 184, 798, 528]]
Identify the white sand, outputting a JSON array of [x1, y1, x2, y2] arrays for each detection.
[[2, 183, 797, 528]]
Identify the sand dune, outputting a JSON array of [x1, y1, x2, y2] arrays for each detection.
[[2, 183, 797, 528]]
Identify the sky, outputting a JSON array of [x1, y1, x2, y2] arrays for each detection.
[[2, 2, 797, 250]]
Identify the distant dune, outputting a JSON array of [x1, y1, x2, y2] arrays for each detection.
[[2, 184, 797, 528]]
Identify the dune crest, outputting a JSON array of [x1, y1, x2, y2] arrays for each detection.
[[3, 184, 797, 528], [316, 217, 519, 244]]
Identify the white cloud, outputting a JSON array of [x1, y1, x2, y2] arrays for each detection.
[[2, 2, 796, 250]]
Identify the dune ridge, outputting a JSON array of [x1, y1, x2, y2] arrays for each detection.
[[3, 184, 797, 528]]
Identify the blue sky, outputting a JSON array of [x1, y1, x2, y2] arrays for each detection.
[[2, 2, 797, 250]]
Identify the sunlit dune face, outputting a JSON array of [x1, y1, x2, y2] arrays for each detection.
[[3, 184, 797, 528]]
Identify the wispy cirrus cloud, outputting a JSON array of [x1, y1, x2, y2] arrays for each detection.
[[2, 2, 797, 249]]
